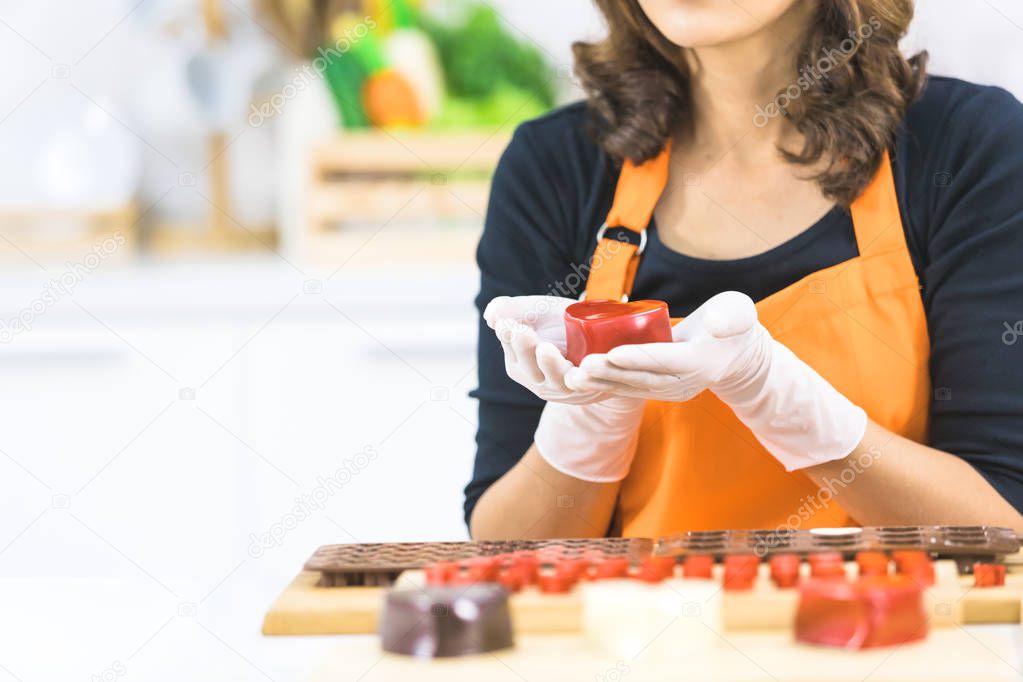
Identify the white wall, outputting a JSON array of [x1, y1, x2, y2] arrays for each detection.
[[0, 0, 1020, 226], [492, 0, 1023, 99], [904, 0, 1023, 96]]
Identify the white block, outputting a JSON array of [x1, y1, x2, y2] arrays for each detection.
[[580, 578, 722, 659]]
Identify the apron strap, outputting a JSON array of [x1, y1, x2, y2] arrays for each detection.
[[585, 147, 904, 301], [583, 143, 672, 301], [849, 150, 906, 256]]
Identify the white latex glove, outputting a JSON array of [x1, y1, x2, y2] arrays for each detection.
[[565, 291, 868, 471], [484, 295, 645, 481], [483, 295, 604, 405]]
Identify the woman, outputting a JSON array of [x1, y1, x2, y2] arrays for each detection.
[[466, 0, 1023, 539]]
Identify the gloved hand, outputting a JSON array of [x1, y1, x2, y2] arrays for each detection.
[[484, 295, 646, 482], [484, 295, 602, 405], [564, 291, 868, 471]]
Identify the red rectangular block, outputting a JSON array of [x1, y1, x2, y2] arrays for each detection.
[[973, 563, 1006, 588]]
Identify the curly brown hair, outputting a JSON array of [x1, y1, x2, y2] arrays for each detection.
[[572, 0, 927, 206]]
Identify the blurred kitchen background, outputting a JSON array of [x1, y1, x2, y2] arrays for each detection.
[[0, 0, 1021, 679]]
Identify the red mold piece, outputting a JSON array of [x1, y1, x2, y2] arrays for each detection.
[[892, 552, 934, 587], [891, 550, 929, 570], [509, 553, 538, 585], [856, 552, 889, 578], [537, 551, 565, 567], [769, 554, 801, 588], [537, 572, 574, 594], [808, 552, 846, 580], [465, 556, 500, 583], [564, 299, 673, 366], [637, 556, 676, 583], [447, 562, 471, 585], [795, 576, 928, 649], [496, 567, 524, 593], [495, 555, 534, 592], [973, 563, 1006, 588], [723, 555, 759, 591], [555, 557, 589, 582], [424, 561, 456, 586], [683, 555, 714, 579], [518, 564, 539, 585], [591, 557, 630, 580], [807, 552, 843, 565]]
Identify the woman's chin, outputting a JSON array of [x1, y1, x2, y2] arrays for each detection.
[[639, 0, 803, 48]]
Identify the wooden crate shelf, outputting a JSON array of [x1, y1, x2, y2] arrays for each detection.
[[305, 131, 510, 264], [0, 204, 138, 262]]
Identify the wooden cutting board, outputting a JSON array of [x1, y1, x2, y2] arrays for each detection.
[[263, 562, 1023, 636], [263, 570, 581, 635]]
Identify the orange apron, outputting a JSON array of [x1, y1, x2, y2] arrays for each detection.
[[584, 147, 931, 535]]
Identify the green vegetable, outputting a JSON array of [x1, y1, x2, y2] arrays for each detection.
[[322, 52, 369, 128], [392, 0, 417, 29], [350, 30, 388, 75], [423, 5, 555, 109], [433, 85, 549, 130]]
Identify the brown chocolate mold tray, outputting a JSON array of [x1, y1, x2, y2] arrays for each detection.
[[306, 538, 653, 586], [654, 525, 1019, 559], [306, 527, 1018, 587]]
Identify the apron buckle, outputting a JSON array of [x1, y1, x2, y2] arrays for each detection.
[[596, 222, 648, 256]]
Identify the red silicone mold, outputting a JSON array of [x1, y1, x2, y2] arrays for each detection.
[[564, 299, 672, 366], [795, 575, 927, 649]]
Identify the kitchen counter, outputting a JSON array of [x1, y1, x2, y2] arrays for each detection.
[[0, 257, 481, 681]]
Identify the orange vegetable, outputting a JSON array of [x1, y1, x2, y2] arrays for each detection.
[[362, 69, 424, 128]]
